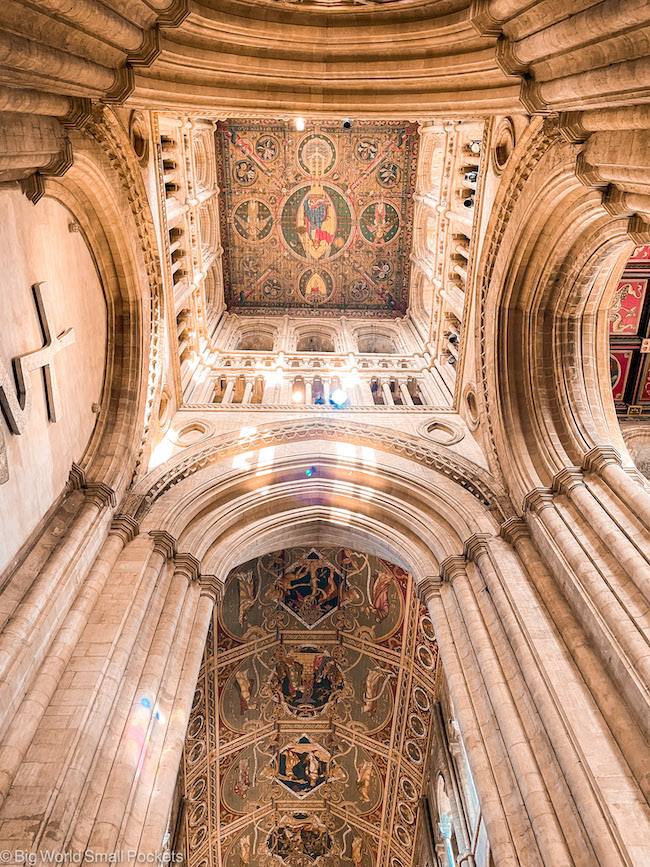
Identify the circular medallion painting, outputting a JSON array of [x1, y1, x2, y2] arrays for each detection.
[[233, 158, 257, 186], [356, 138, 379, 162], [281, 183, 354, 261], [256, 134, 279, 161], [298, 133, 336, 176], [377, 161, 401, 187], [233, 199, 273, 241], [360, 202, 400, 245], [299, 269, 335, 305], [400, 777, 417, 801]]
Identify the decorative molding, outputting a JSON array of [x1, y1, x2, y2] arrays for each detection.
[[463, 533, 491, 562], [126, 418, 509, 519], [499, 516, 528, 547], [439, 555, 467, 583], [575, 153, 606, 189], [199, 573, 223, 601], [522, 487, 555, 515], [149, 529, 177, 559], [127, 27, 162, 68], [84, 482, 117, 509], [103, 65, 135, 105], [582, 445, 622, 475], [108, 514, 139, 544], [418, 575, 443, 603], [468, 0, 502, 37], [551, 467, 584, 496], [181, 403, 451, 413], [557, 112, 590, 145], [154, 0, 192, 27], [174, 551, 201, 582]]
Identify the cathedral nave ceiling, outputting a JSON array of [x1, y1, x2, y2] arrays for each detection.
[[183, 546, 439, 867]]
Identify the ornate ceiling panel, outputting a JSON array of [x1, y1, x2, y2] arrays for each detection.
[[216, 121, 419, 317], [183, 547, 439, 867]]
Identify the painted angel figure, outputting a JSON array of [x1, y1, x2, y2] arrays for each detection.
[[356, 760, 373, 802], [236, 569, 256, 625], [351, 836, 364, 867], [362, 668, 385, 713], [371, 569, 393, 621], [235, 669, 256, 713]]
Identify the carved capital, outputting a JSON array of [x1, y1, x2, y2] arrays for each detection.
[[418, 576, 443, 603], [199, 573, 223, 602], [602, 186, 630, 216], [20, 172, 45, 205], [174, 552, 201, 582], [104, 65, 135, 105], [68, 462, 86, 491], [522, 487, 555, 515], [440, 555, 467, 584], [582, 445, 622, 475], [552, 467, 584, 495], [155, 0, 191, 26], [575, 152, 606, 188], [519, 78, 551, 114], [108, 514, 139, 544], [468, 0, 502, 36], [495, 35, 525, 76], [499, 517, 528, 548], [41, 138, 74, 179], [127, 27, 161, 67], [463, 533, 492, 563], [85, 482, 117, 509], [60, 97, 93, 130], [627, 214, 650, 246], [149, 530, 177, 559], [558, 112, 590, 144]]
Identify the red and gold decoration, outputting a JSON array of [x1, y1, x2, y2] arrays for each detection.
[[216, 121, 419, 316], [182, 547, 439, 867]]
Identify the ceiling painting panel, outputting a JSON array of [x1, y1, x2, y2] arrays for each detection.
[[609, 248, 650, 414], [182, 547, 439, 867], [216, 122, 419, 317]]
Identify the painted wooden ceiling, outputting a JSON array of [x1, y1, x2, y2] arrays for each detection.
[[609, 244, 650, 416], [182, 547, 439, 867], [216, 121, 419, 318]]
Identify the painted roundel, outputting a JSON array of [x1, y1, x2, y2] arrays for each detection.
[[297, 133, 336, 176], [356, 137, 379, 162], [360, 202, 400, 245], [281, 183, 353, 261], [233, 199, 273, 241], [233, 158, 257, 185], [255, 134, 279, 161], [377, 161, 402, 187]]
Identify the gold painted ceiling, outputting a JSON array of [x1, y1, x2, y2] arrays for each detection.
[[182, 547, 439, 867], [216, 121, 419, 317]]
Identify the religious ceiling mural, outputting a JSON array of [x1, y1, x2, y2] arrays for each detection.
[[609, 244, 650, 416], [182, 547, 440, 867], [216, 121, 419, 317]]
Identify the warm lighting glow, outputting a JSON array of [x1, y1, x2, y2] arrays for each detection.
[[292, 389, 304, 402], [295, 117, 306, 131], [148, 427, 177, 469], [330, 387, 347, 407]]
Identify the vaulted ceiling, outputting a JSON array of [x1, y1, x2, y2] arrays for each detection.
[[182, 547, 439, 867], [216, 120, 419, 317]]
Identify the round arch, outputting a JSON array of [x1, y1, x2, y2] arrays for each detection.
[[478, 117, 641, 502]]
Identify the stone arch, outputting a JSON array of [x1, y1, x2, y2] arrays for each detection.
[[478, 118, 641, 501], [43, 109, 164, 498]]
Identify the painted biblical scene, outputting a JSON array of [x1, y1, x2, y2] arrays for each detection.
[[186, 547, 440, 867], [223, 813, 376, 867], [216, 121, 418, 316], [220, 732, 383, 816]]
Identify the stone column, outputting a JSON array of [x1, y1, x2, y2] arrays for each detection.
[[62, 531, 177, 851], [242, 379, 253, 404], [432, 704, 474, 866], [419, 577, 521, 867], [464, 533, 627, 864], [87, 550, 200, 852], [0, 482, 115, 738], [584, 446, 650, 533], [500, 517, 650, 803], [0, 514, 138, 811], [553, 467, 650, 603], [442, 553, 575, 866], [524, 488, 650, 733], [137, 575, 221, 853]]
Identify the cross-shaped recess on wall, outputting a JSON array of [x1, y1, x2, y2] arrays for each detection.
[[0, 281, 75, 434]]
